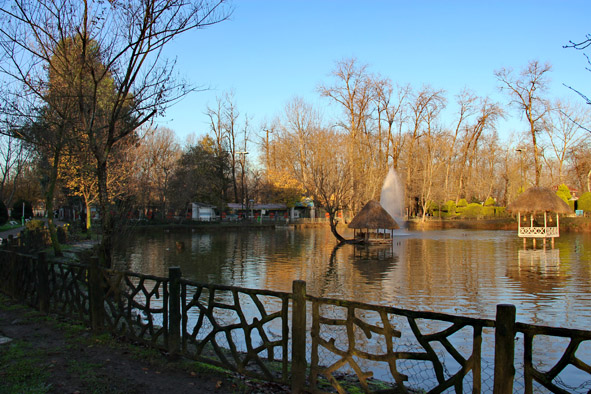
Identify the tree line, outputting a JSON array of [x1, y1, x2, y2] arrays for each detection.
[[0, 1, 589, 254]]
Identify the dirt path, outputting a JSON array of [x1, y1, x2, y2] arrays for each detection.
[[0, 296, 290, 393]]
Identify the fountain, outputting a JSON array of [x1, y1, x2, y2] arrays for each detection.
[[379, 168, 405, 227]]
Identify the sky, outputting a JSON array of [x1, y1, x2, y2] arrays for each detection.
[[155, 1, 590, 156]]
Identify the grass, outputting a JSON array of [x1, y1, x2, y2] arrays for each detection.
[[0, 222, 22, 232], [0, 340, 52, 394]]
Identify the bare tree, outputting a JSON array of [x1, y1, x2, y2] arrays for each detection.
[[376, 83, 410, 169], [0, 133, 31, 208], [404, 86, 446, 215], [564, 34, 591, 107], [130, 127, 181, 217], [443, 89, 477, 200], [456, 98, 503, 199], [207, 91, 249, 204], [318, 58, 380, 211], [542, 100, 591, 184], [495, 60, 552, 186]]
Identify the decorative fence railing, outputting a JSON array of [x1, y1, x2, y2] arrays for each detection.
[[1, 248, 591, 393]]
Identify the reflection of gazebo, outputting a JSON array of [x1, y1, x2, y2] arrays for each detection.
[[348, 200, 399, 244], [507, 187, 572, 248]]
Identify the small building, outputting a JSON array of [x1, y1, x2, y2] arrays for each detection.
[[507, 187, 572, 248], [348, 200, 399, 244], [190, 203, 217, 221], [225, 202, 289, 221]]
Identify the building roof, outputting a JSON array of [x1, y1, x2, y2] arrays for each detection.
[[507, 187, 572, 214], [348, 200, 400, 230], [226, 203, 287, 210]]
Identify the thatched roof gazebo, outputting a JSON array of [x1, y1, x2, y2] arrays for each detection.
[[348, 200, 399, 244], [507, 187, 572, 248]]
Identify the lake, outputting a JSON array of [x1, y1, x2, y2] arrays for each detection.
[[112, 226, 591, 330]]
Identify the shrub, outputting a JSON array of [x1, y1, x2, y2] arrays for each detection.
[[484, 197, 496, 206], [456, 199, 468, 214], [556, 184, 572, 208], [462, 203, 483, 218], [578, 192, 591, 212], [440, 200, 457, 217], [482, 206, 495, 217]]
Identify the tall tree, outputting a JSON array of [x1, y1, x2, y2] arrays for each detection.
[[318, 58, 381, 211], [0, 0, 230, 265], [404, 86, 446, 214], [495, 60, 552, 186]]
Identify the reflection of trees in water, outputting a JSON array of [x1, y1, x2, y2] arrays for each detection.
[[313, 243, 400, 300]]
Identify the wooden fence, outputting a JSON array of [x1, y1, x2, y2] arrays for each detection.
[[1, 249, 591, 393]]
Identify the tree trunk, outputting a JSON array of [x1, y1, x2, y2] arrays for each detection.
[[85, 195, 92, 232], [46, 149, 62, 257], [329, 213, 346, 243], [96, 158, 112, 268]]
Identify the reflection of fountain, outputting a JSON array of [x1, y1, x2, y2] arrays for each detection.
[[380, 168, 404, 226]]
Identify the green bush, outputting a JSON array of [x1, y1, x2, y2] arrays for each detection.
[[482, 206, 495, 217], [484, 197, 496, 206], [556, 184, 573, 209], [578, 192, 591, 212], [439, 200, 457, 217], [462, 203, 483, 218], [455, 199, 468, 214], [0, 200, 8, 225]]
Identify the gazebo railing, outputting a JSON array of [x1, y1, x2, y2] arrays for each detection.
[[518, 225, 559, 238]]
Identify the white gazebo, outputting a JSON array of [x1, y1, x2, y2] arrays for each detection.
[[507, 187, 572, 248]]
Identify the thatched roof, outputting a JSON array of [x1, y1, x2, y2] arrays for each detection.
[[348, 200, 400, 230], [507, 187, 572, 214]]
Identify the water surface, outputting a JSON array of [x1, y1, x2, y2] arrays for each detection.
[[113, 227, 591, 329]]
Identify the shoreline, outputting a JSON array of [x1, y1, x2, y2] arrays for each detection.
[[119, 216, 591, 233], [406, 216, 591, 232]]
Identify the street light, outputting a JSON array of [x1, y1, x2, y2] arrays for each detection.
[[236, 151, 249, 219]]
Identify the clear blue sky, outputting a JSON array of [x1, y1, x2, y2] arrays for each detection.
[[156, 1, 590, 151]]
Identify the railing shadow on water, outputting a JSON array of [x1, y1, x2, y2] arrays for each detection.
[[1, 246, 591, 393]]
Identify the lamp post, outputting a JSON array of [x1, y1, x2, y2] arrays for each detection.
[[236, 151, 249, 219], [516, 147, 526, 191]]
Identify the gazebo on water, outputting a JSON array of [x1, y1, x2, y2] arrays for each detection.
[[348, 200, 399, 244], [507, 187, 572, 248]]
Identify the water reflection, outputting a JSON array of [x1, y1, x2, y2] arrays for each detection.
[[113, 227, 591, 330]]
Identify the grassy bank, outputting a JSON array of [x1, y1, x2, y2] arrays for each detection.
[[0, 294, 287, 393]]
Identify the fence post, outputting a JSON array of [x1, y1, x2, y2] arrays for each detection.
[[89, 256, 104, 332], [36, 252, 49, 313], [8, 249, 17, 297], [291, 280, 307, 393], [493, 304, 516, 393], [168, 267, 181, 357]]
